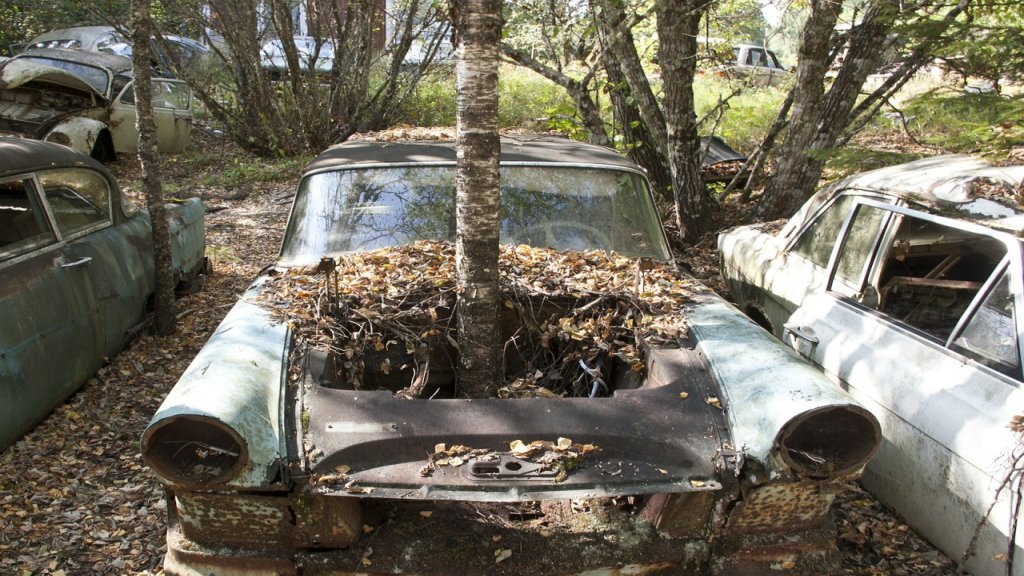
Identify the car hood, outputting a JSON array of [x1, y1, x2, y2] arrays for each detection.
[[298, 345, 731, 501], [0, 58, 103, 98]]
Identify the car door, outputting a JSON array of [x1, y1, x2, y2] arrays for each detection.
[[734, 191, 888, 337], [0, 175, 102, 447], [109, 78, 193, 154], [36, 167, 153, 357], [784, 199, 1024, 575]]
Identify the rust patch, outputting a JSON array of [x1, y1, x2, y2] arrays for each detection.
[[726, 482, 836, 534], [175, 492, 295, 550]]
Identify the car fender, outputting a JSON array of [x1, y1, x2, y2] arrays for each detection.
[[142, 277, 290, 491], [162, 197, 207, 282], [686, 292, 881, 480], [44, 117, 110, 158]]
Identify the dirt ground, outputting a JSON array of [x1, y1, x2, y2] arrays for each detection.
[[0, 132, 962, 575]]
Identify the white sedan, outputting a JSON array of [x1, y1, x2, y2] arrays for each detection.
[[720, 156, 1024, 576]]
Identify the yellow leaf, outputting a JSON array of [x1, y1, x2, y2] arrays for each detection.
[[679, 392, 689, 399], [495, 549, 512, 564]]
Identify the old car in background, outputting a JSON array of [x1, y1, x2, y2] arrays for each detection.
[[0, 138, 206, 449], [20, 25, 211, 78], [705, 43, 790, 87], [260, 35, 334, 80], [142, 136, 880, 575], [720, 156, 1024, 576], [0, 47, 193, 160]]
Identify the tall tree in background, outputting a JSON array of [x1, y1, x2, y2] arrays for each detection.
[[752, 0, 841, 220], [753, 0, 973, 220], [657, 0, 715, 241], [452, 0, 503, 398], [131, 0, 177, 334]]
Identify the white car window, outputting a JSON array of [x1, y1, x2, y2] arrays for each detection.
[[38, 168, 112, 237], [953, 269, 1020, 378], [831, 203, 1008, 343], [791, 194, 856, 268], [118, 80, 190, 109], [832, 203, 887, 293]]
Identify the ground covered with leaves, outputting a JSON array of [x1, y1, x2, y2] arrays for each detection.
[[0, 130, 961, 575]]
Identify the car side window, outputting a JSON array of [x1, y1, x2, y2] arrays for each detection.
[[831, 203, 888, 295], [0, 178, 56, 261], [119, 80, 190, 110], [952, 269, 1020, 379], [791, 194, 855, 268], [38, 169, 112, 236], [833, 203, 1007, 343]]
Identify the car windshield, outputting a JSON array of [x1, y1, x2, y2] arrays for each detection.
[[280, 164, 671, 264], [18, 56, 111, 96]]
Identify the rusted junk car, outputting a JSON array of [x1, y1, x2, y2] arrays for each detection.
[[143, 136, 880, 575], [0, 138, 205, 448], [0, 48, 192, 160], [720, 156, 1024, 576]]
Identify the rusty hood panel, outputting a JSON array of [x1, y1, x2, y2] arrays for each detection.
[[0, 58, 102, 97], [299, 346, 731, 501]]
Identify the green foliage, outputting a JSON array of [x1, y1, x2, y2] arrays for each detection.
[[497, 66, 575, 129], [399, 72, 457, 126], [822, 148, 926, 181], [895, 91, 1024, 155], [195, 155, 312, 187], [706, 0, 770, 46], [399, 66, 575, 131], [694, 76, 788, 152]]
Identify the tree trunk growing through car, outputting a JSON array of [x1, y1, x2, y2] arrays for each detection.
[[452, 0, 503, 398], [131, 0, 177, 335]]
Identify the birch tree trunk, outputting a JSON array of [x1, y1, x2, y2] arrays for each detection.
[[657, 0, 715, 242], [131, 0, 176, 335], [452, 0, 503, 398]]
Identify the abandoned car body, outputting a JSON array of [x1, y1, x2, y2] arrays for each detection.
[[0, 48, 192, 160], [719, 156, 1024, 576], [22, 25, 211, 76], [143, 137, 881, 575], [0, 138, 206, 449]]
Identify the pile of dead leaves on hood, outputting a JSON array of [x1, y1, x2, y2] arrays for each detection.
[[257, 240, 699, 399]]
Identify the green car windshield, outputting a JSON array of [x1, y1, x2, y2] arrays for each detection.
[[280, 165, 671, 265]]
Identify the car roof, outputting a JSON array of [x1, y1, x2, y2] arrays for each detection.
[[823, 155, 1024, 235], [28, 26, 117, 45], [16, 47, 133, 75], [0, 138, 114, 180], [304, 135, 645, 175]]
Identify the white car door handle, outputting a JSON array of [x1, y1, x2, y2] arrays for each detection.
[[784, 323, 819, 345], [62, 256, 94, 269]]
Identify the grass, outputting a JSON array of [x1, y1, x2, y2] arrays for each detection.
[[694, 76, 789, 153], [399, 65, 575, 130], [165, 148, 312, 188], [897, 90, 1024, 156]]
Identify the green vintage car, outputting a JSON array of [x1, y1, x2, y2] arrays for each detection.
[[144, 136, 880, 575], [0, 137, 206, 448]]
